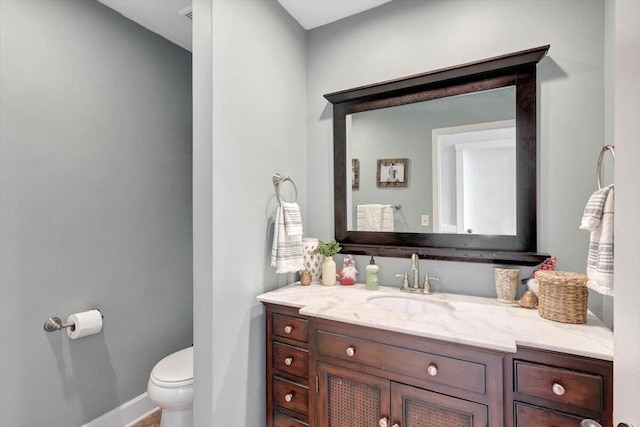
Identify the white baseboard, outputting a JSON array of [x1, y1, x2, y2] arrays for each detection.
[[82, 392, 160, 427]]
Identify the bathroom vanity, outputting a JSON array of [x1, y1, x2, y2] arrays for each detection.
[[258, 284, 613, 427]]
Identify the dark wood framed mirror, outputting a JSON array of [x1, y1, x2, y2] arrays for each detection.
[[324, 46, 550, 265]]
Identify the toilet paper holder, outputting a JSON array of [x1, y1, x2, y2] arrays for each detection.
[[43, 309, 103, 333]]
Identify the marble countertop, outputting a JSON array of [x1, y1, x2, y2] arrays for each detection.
[[257, 283, 613, 361]]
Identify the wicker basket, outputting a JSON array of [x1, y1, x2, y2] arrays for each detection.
[[537, 271, 588, 324]]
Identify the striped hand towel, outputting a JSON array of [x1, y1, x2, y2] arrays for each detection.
[[271, 202, 304, 274], [281, 201, 303, 236], [580, 184, 614, 295]]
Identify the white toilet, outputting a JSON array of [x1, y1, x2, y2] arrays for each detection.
[[147, 346, 194, 427]]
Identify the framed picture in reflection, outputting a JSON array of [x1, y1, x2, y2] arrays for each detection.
[[377, 158, 408, 187], [352, 158, 360, 190]]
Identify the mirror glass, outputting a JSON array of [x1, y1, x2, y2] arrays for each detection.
[[346, 86, 516, 235]]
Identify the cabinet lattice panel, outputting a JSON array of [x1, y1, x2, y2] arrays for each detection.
[[328, 374, 380, 427], [404, 397, 472, 427]]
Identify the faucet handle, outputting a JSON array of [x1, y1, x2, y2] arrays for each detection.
[[395, 273, 409, 289], [422, 274, 440, 294], [424, 274, 440, 286]]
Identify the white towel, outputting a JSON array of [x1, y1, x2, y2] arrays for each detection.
[[381, 205, 394, 232], [281, 201, 303, 236], [357, 204, 382, 231], [271, 202, 304, 274], [580, 184, 614, 295], [356, 204, 394, 232]]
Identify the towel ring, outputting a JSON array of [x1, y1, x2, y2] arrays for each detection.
[[273, 173, 298, 203], [596, 144, 615, 189]]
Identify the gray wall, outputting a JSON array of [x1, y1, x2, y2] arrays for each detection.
[[192, 1, 307, 425], [0, 1, 193, 425], [307, 0, 607, 317]]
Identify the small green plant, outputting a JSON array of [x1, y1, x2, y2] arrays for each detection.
[[314, 239, 342, 257]]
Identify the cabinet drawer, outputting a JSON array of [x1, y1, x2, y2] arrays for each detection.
[[514, 402, 584, 427], [273, 412, 308, 427], [273, 314, 309, 342], [317, 331, 486, 394], [273, 376, 308, 416], [273, 342, 308, 378], [515, 361, 603, 412]]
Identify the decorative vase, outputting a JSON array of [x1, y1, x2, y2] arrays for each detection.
[[494, 267, 520, 303], [302, 238, 323, 283], [321, 256, 337, 286]]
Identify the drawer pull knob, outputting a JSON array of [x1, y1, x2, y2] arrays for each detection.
[[346, 346, 356, 357], [284, 393, 294, 402], [284, 325, 293, 334], [392, 424, 400, 427], [378, 417, 388, 427], [284, 357, 293, 366], [552, 382, 566, 396], [427, 364, 438, 376]]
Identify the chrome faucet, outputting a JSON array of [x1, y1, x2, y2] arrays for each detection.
[[396, 254, 439, 294], [411, 253, 419, 289]]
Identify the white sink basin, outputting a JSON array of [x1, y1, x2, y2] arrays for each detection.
[[367, 295, 454, 315]]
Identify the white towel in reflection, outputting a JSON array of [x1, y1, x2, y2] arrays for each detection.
[[579, 184, 614, 295], [356, 204, 394, 232], [381, 205, 394, 231]]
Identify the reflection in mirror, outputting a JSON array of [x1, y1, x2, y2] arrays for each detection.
[[347, 87, 516, 235], [433, 119, 516, 235]]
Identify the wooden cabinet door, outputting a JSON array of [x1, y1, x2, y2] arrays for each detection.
[[317, 362, 391, 427], [391, 382, 488, 427]]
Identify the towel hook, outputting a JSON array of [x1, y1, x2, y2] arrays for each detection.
[[596, 144, 615, 189], [272, 173, 298, 203]]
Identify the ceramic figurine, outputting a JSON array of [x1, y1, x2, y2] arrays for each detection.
[[300, 270, 312, 286], [526, 255, 557, 297], [337, 255, 359, 286]]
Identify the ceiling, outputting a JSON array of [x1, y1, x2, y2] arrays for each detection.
[[97, 0, 193, 51], [97, 0, 393, 52], [277, 0, 392, 30]]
